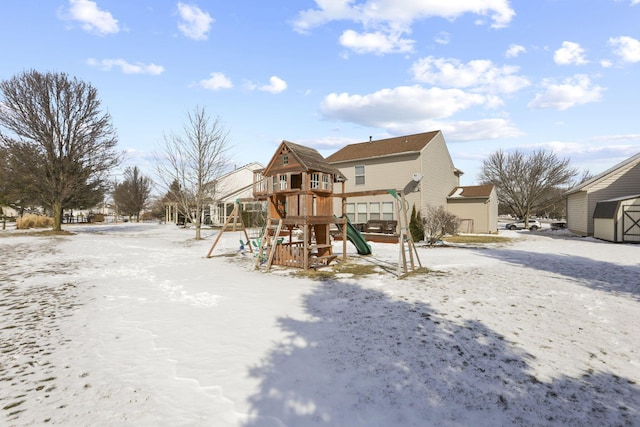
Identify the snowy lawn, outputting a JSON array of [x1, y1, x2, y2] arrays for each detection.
[[1, 222, 638, 426]]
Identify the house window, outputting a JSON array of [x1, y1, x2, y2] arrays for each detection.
[[382, 202, 394, 220], [310, 172, 320, 189], [272, 175, 278, 191], [322, 174, 330, 190], [355, 165, 365, 185], [357, 203, 367, 223], [279, 175, 288, 190], [346, 203, 355, 222], [369, 203, 380, 220], [283, 155, 289, 165]]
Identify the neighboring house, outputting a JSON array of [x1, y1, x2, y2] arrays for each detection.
[[165, 162, 264, 226], [0, 206, 18, 217], [326, 131, 498, 234], [447, 184, 498, 234], [205, 162, 265, 226], [564, 152, 640, 236]]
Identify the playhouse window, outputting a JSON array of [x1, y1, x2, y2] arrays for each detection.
[[322, 174, 330, 190], [382, 202, 394, 220], [279, 175, 288, 190], [283, 155, 289, 165], [310, 173, 320, 189], [355, 165, 365, 185]]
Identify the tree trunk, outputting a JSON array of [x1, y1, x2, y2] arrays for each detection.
[[52, 201, 63, 231]]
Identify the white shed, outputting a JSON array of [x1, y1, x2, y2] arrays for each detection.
[[593, 194, 640, 243], [564, 152, 640, 236]]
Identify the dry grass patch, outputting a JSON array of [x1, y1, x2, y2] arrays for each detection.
[[16, 214, 53, 230], [293, 261, 381, 281], [443, 235, 511, 245]]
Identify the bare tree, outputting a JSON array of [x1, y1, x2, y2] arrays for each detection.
[[0, 70, 121, 231], [479, 148, 578, 226], [113, 166, 153, 222], [422, 205, 460, 245], [155, 107, 232, 239]]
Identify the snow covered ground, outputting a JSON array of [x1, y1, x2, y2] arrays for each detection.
[[1, 222, 638, 426]]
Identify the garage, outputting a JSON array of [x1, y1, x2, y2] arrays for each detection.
[[593, 194, 640, 243]]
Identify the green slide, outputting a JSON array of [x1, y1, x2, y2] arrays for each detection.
[[335, 216, 372, 255]]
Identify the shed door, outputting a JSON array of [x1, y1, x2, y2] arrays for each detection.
[[622, 206, 640, 242]]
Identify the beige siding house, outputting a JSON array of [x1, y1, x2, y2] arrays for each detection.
[[564, 152, 640, 236], [326, 131, 498, 234], [446, 185, 498, 234], [326, 131, 458, 223]]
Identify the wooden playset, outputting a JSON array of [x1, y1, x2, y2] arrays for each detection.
[[207, 140, 421, 275]]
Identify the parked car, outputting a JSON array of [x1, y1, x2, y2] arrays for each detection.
[[505, 219, 542, 231]]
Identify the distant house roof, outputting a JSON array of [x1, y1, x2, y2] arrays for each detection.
[[263, 140, 346, 180], [215, 161, 264, 181], [448, 184, 494, 199], [564, 152, 640, 196], [326, 131, 441, 163]]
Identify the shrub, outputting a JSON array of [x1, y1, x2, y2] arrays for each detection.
[[422, 205, 460, 245], [409, 204, 425, 242], [16, 214, 53, 229]]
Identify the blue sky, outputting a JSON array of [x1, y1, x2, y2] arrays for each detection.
[[2, 0, 640, 186]]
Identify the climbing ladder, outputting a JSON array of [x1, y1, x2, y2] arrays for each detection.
[[389, 190, 422, 276], [254, 218, 284, 272]]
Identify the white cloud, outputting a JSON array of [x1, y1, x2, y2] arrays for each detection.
[[259, 76, 288, 94], [554, 41, 588, 65], [435, 119, 523, 141], [63, 0, 119, 35], [609, 36, 640, 62], [505, 44, 526, 58], [200, 72, 233, 90], [177, 3, 214, 40], [411, 56, 530, 94], [319, 85, 489, 127], [339, 29, 414, 54], [293, 0, 515, 32], [292, 0, 514, 55], [528, 74, 604, 110], [434, 31, 450, 45], [87, 58, 164, 75]]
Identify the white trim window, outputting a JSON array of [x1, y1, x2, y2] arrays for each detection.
[[355, 165, 365, 185], [310, 172, 320, 189], [357, 203, 367, 223], [346, 203, 355, 222], [369, 202, 380, 220], [322, 174, 330, 190], [279, 175, 288, 190], [382, 202, 394, 220]]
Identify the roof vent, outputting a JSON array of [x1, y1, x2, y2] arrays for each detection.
[[369, 136, 372, 142]]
